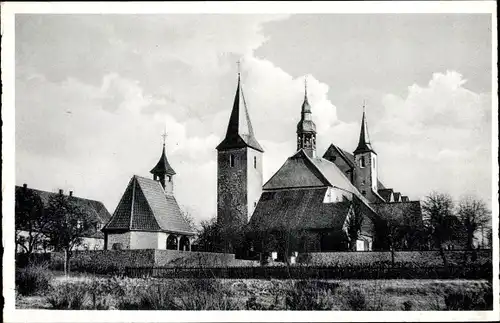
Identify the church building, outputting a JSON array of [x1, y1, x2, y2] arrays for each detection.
[[216, 72, 422, 257], [102, 140, 196, 250]]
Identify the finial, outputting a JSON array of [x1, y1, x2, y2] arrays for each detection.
[[237, 59, 241, 77], [304, 75, 308, 99], [362, 99, 366, 114], [161, 129, 167, 146]]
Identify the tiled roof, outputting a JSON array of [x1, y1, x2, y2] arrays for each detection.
[[248, 188, 351, 232], [216, 75, 264, 152], [103, 176, 196, 235], [15, 185, 111, 239], [263, 149, 377, 214]]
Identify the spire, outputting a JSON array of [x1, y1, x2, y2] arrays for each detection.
[[354, 101, 376, 155], [216, 63, 264, 152], [297, 75, 315, 134], [150, 132, 176, 177]]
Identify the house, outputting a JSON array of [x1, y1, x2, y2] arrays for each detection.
[[15, 184, 111, 252], [102, 141, 197, 250], [216, 72, 423, 257]]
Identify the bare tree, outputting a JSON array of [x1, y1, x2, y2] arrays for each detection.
[[180, 206, 198, 231], [15, 188, 49, 255], [44, 193, 96, 276], [421, 192, 457, 268], [457, 195, 491, 251]]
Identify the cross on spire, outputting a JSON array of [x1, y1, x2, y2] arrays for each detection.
[[363, 99, 366, 113], [161, 130, 168, 146], [237, 59, 241, 77]]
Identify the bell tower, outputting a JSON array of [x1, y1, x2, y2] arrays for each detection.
[[150, 131, 176, 196], [353, 103, 378, 202], [216, 64, 264, 251], [296, 77, 317, 158]]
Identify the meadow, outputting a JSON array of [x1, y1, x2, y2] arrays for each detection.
[[16, 263, 493, 311]]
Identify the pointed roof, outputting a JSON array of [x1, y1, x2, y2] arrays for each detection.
[[102, 176, 195, 235], [216, 75, 264, 152], [296, 81, 316, 133], [354, 109, 376, 155], [150, 144, 176, 176]]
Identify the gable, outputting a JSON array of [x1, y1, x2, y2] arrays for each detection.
[[263, 152, 330, 190]]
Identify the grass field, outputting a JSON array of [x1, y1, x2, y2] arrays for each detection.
[[15, 268, 492, 311]]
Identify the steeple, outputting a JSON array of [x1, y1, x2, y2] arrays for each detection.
[[150, 133, 176, 194], [296, 76, 317, 157], [216, 67, 264, 152], [353, 102, 376, 155]]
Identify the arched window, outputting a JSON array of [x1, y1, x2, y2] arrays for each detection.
[[360, 156, 366, 168], [167, 175, 172, 182], [229, 154, 235, 167], [166, 235, 178, 250]]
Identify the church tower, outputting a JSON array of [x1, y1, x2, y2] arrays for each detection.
[[216, 69, 264, 240], [353, 104, 378, 202], [296, 78, 317, 158], [150, 134, 176, 196]]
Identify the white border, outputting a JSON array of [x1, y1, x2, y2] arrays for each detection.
[[2, 1, 498, 322]]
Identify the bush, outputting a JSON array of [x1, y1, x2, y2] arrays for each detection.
[[284, 280, 338, 310], [444, 286, 493, 310], [344, 288, 367, 310], [15, 262, 52, 296], [47, 283, 89, 309]]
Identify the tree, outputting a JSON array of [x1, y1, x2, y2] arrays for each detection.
[[15, 188, 49, 255], [180, 207, 198, 231], [421, 192, 458, 267], [44, 193, 96, 276], [345, 196, 364, 251], [457, 195, 491, 251], [195, 217, 223, 252]]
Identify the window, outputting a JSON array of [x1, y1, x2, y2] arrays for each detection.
[[112, 243, 123, 250], [360, 156, 366, 168], [253, 156, 257, 169], [167, 175, 172, 182], [229, 154, 235, 167], [361, 190, 366, 196]]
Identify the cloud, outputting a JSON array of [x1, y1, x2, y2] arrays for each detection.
[[372, 71, 492, 205]]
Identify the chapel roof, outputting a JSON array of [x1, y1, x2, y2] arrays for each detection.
[[102, 175, 195, 235]]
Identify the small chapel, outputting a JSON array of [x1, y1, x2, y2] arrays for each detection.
[[102, 139, 196, 251], [216, 71, 423, 257]]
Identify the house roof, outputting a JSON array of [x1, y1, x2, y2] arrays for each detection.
[[401, 196, 409, 202], [150, 144, 176, 176], [322, 144, 386, 189], [393, 192, 402, 202], [378, 188, 394, 202], [103, 175, 196, 235], [15, 185, 111, 239], [248, 187, 352, 232], [216, 75, 264, 153]]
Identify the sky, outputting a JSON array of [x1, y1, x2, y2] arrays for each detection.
[[15, 13, 494, 225]]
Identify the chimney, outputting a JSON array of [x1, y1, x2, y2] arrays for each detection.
[[69, 191, 73, 197], [59, 189, 63, 195], [23, 183, 28, 191]]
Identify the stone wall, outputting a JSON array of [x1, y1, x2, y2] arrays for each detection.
[[107, 232, 130, 250], [298, 250, 492, 266]]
